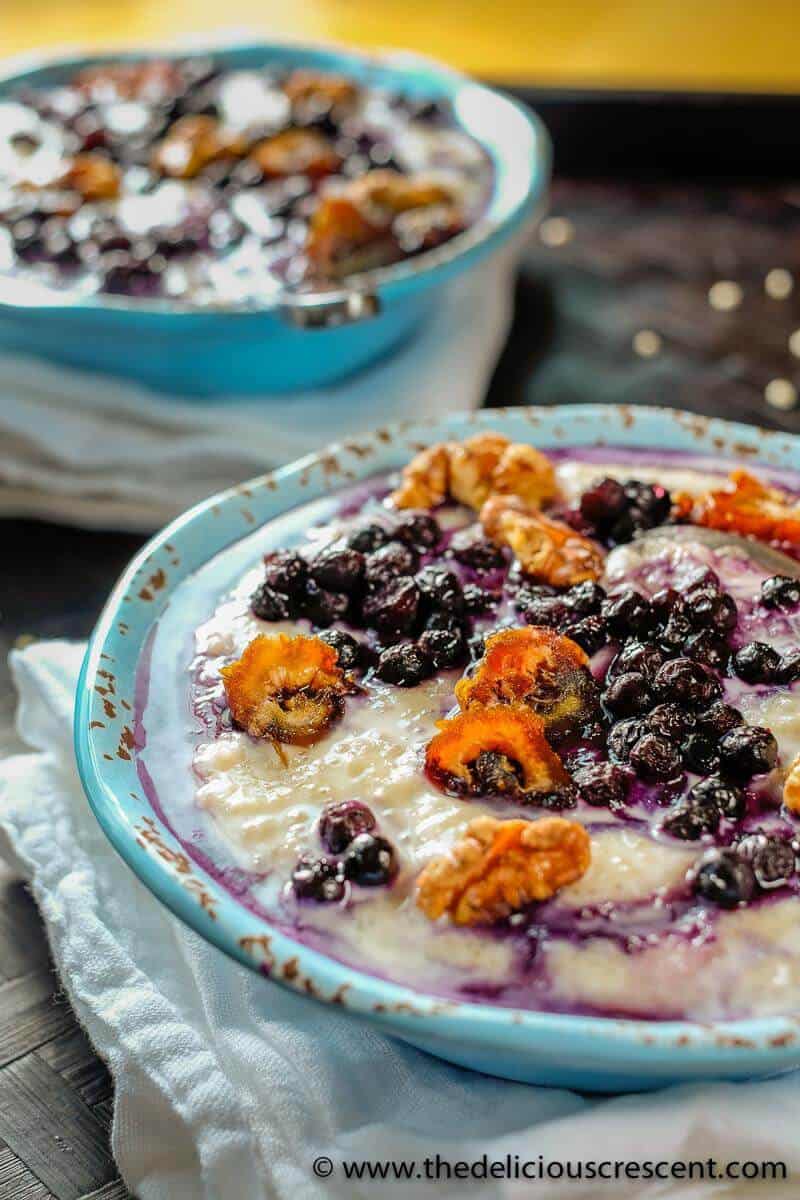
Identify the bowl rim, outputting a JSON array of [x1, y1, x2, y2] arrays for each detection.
[[74, 404, 800, 1061], [0, 37, 549, 319]]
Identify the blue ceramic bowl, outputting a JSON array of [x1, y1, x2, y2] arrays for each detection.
[[75, 405, 800, 1091], [0, 41, 548, 395]]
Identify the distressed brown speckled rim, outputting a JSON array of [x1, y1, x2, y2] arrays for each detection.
[[75, 405, 800, 1082]]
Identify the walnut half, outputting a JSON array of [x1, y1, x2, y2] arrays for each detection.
[[783, 752, 800, 814], [416, 815, 591, 926], [481, 495, 604, 586]]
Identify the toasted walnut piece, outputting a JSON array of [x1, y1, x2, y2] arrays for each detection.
[[283, 69, 359, 110], [783, 753, 800, 814], [481, 495, 604, 586], [416, 815, 591, 925], [425, 705, 569, 796], [221, 633, 351, 745], [391, 442, 453, 509], [491, 443, 557, 508], [448, 432, 512, 509], [305, 193, 392, 277], [456, 626, 596, 737], [61, 154, 121, 201], [151, 115, 248, 179], [251, 128, 341, 180], [676, 469, 800, 546]]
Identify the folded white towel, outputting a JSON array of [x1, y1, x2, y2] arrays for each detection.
[[1, 639, 797, 1200], [0, 256, 514, 533]]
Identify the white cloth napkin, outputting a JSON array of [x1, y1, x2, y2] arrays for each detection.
[[2, 640, 799, 1200], [0, 257, 514, 534]]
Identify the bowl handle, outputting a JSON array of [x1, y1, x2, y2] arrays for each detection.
[[277, 290, 381, 329]]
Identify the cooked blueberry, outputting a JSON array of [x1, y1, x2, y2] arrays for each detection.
[[690, 774, 746, 821], [319, 800, 376, 855], [719, 725, 779, 780], [689, 590, 737, 633], [694, 850, 756, 908], [564, 581, 607, 616], [517, 591, 570, 629], [250, 582, 291, 621], [470, 750, 524, 797], [342, 833, 398, 886], [739, 834, 797, 888], [318, 629, 363, 671], [448, 528, 507, 571], [761, 574, 800, 611], [629, 732, 683, 782], [650, 587, 685, 625], [683, 629, 730, 671], [572, 761, 631, 809], [581, 718, 608, 747], [607, 718, 648, 764], [662, 798, 720, 840], [695, 701, 744, 739], [562, 615, 609, 655], [579, 477, 627, 528], [622, 479, 671, 526], [732, 641, 781, 684], [533, 785, 579, 811], [681, 733, 721, 774], [364, 542, 418, 587], [658, 611, 693, 654], [347, 522, 390, 553], [462, 584, 496, 614], [601, 588, 653, 637], [418, 627, 467, 669], [309, 546, 364, 593], [653, 657, 722, 708], [608, 640, 665, 682], [424, 609, 467, 635], [361, 578, 420, 639], [291, 855, 345, 902], [603, 671, 652, 717], [415, 565, 464, 614], [263, 550, 308, 596], [374, 641, 432, 686], [685, 566, 721, 594], [299, 579, 349, 626], [394, 512, 441, 551], [647, 703, 692, 742], [777, 649, 800, 683]]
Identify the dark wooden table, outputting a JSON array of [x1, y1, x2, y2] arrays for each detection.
[[4, 108, 800, 1194]]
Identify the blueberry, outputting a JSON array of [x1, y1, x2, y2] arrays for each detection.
[[250, 582, 291, 621], [601, 588, 653, 638], [318, 629, 364, 671], [517, 590, 570, 629], [572, 762, 631, 809], [777, 649, 800, 683], [647, 703, 693, 742], [683, 629, 731, 672], [695, 701, 744, 739], [448, 528, 506, 571], [374, 641, 432, 686], [622, 479, 671, 527], [761, 574, 800, 611], [629, 733, 683, 782], [263, 550, 308, 597], [424, 609, 467, 635], [301, 579, 350, 627], [564, 581, 607, 616], [361, 579, 420, 639], [415, 565, 464, 614], [319, 800, 376, 855], [681, 733, 721, 774], [309, 546, 364, 594], [653, 657, 722, 708], [607, 718, 648, 764], [418, 627, 467, 669], [732, 642, 781, 684], [533, 786, 579, 811], [603, 671, 653, 717], [738, 834, 797, 888], [659, 611, 694, 654], [347, 523, 390, 553], [342, 833, 398, 886], [694, 851, 756, 908], [662, 798, 720, 840], [719, 725, 779, 780], [364, 542, 418, 587], [291, 855, 345, 902], [579, 478, 627, 528], [608, 640, 665, 682], [650, 588, 685, 625], [690, 774, 746, 821], [470, 750, 524, 797], [562, 615, 609, 655], [394, 512, 441, 551], [462, 584, 496, 614]]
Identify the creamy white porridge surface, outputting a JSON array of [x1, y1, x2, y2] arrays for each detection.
[[137, 444, 800, 1018]]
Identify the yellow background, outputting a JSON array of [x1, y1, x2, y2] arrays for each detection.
[[2, 0, 798, 92]]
